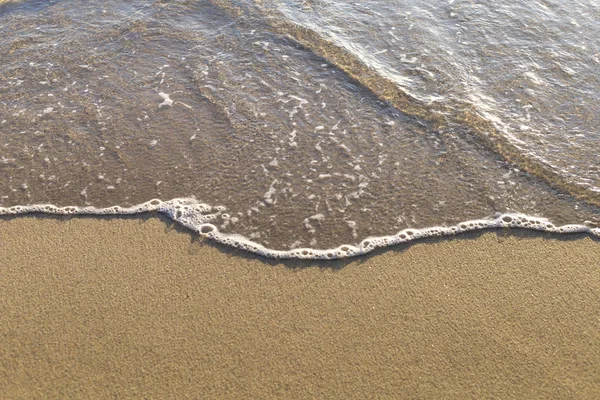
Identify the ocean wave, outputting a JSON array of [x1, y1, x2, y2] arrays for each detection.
[[2, 198, 598, 259], [2, 0, 599, 253], [208, 0, 600, 208]]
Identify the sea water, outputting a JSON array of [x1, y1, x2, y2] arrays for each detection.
[[1, 0, 599, 258]]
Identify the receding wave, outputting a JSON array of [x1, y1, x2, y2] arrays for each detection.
[[1, 0, 599, 253], [229, 0, 600, 208], [2, 199, 599, 259]]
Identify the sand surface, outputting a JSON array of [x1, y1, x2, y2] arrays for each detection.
[[1, 215, 600, 399]]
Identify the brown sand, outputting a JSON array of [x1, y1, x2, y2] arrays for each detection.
[[1, 216, 599, 399]]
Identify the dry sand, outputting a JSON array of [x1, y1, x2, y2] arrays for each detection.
[[1, 215, 599, 399]]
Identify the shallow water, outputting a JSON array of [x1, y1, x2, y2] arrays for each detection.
[[1, 0, 599, 255]]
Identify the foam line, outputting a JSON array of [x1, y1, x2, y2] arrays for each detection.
[[1, 198, 598, 259]]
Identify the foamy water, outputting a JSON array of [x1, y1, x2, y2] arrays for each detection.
[[1, 0, 599, 257], [2, 199, 598, 259]]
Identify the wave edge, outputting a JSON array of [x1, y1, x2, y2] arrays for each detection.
[[1, 198, 598, 260]]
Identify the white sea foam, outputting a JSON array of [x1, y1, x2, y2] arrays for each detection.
[[158, 92, 173, 107], [1, 198, 599, 260]]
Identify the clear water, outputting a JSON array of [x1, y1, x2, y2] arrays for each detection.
[[1, 0, 599, 255]]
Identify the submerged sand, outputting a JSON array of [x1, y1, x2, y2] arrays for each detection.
[[1, 215, 599, 398]]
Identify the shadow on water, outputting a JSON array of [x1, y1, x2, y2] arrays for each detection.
[[2, 213, 598, 271]]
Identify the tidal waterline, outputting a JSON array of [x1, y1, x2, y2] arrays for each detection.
[[1, 0, 599, 253]]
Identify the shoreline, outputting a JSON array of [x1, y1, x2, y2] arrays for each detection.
[[1, 215, 600, 398], [2, 199, 599, 260]]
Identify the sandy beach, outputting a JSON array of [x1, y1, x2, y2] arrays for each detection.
[[1, 215, 599, 399]]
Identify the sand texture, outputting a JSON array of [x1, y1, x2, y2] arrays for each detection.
[[1, 215, 600, 399]]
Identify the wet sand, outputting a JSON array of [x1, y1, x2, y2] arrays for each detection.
[[1, 215, 600, 399]]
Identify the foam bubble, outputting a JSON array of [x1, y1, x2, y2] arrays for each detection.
[[1, 199, 598, 259], [158, 92, 173, 107]]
